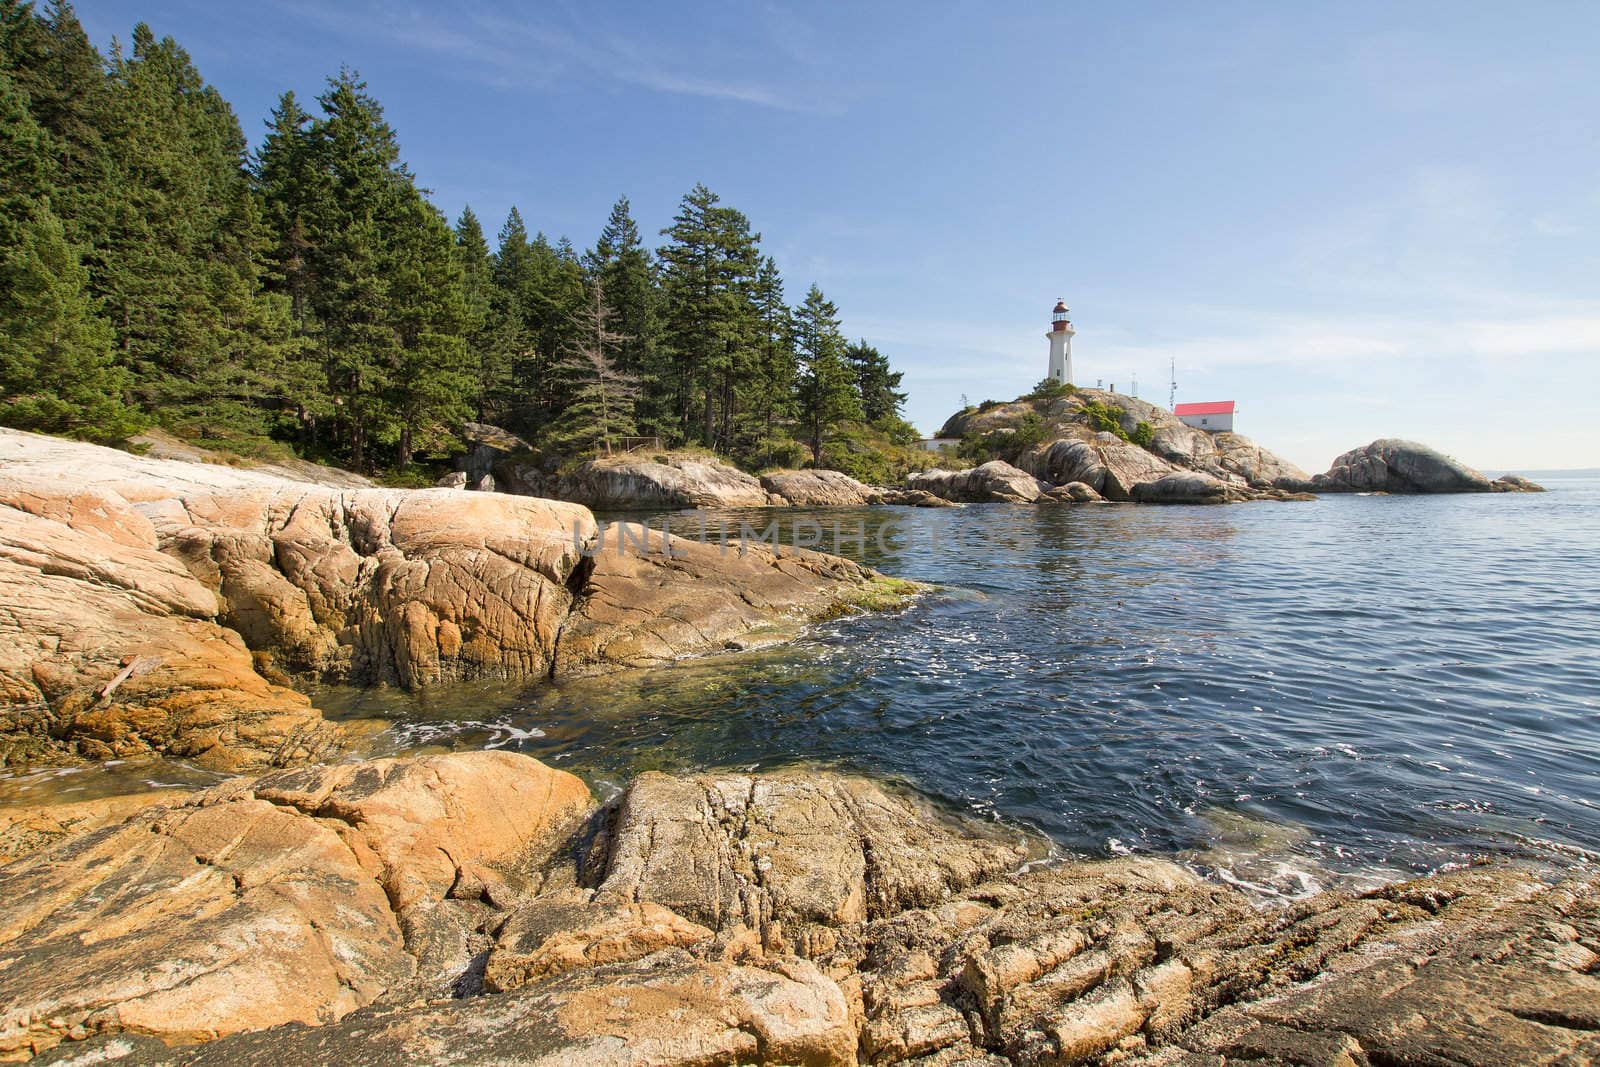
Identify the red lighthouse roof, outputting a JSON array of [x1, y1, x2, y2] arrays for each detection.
[[1173, 401, 1236, 416]]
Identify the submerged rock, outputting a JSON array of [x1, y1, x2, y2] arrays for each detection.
[[557, 452, 770, 509], [760, 468, 882, 506], [1312, 438, 1496, 494], [906, 460, 1049, 503]]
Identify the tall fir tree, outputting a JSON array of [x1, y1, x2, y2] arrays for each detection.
[[545, 277, 639, 454], [523, 230, 587, 428], [252, 89, 332, 445], [793, 284, 861, 466], [0, 64, 52, 243], [304, 69, 409, 469], [0, 62, 135, 439], [453, 205, 502, 421], [255, 91, 320, 324], [1, 205, 141, 440], [490, 207, 540, 432], [0, 1, 112, 243], [745, 255, 795, 467], [657, 183, 760, 448], [843, 339, 907, 424], [387, 195, 472, 468], [98, 24, 280, 439], [583, 195, 662, 433]]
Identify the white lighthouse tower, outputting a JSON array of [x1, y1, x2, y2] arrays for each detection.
[[1047, 299, 1075, 385]]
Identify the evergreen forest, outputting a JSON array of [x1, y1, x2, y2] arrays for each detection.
[[0, 2, 918, 481]]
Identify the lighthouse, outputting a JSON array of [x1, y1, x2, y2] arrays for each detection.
[[1047, 299, 1075, 385]]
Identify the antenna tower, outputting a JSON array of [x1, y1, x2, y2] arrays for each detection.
[[1168, 358, 1177, 411]]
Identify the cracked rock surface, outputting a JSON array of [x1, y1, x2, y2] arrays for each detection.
[[2, 757, 1594, 1066], [0, 751, 591, 1061]]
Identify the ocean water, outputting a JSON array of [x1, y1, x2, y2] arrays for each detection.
[[371, 475, 1600, 894], [7, 476, 1598, 896]]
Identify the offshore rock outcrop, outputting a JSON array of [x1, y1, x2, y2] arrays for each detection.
[[926, 390, 1314, 506], [0, 757, 1592, 1066], [1313, 438, 1547, 494], [945, 389, 1314, 495], [0, 430, 895, 770]]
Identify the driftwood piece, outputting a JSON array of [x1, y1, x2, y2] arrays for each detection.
[[95, 654, 162, 703]]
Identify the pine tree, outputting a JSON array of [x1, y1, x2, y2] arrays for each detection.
[[1, 1, 112, 242], [0, 65, 52, 245], [0, 34, 137, 441], [97, 24, 280, 440], [388, 196, 473, 468], [1, 204, 141, 440], [657, 183, 760, 448], [525, 230, 587, 416], [454, 205, 502, 421], [253, 89, 331, 445], [545, 277, 639, 454], [255, 91, 320, 323], [746, 255, 794, 467], [584, 195, 662, 431], [299, 69, 416, 468], [489, 207, 540, 432], [793, 284, 861, 466], [843, 339, 907, 424]]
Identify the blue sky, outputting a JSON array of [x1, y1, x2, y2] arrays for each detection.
[[78, 1, 1600, 472]]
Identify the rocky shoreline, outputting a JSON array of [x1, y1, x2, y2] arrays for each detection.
[[0, 426, 1581, 1065], [442, 389, 1545, 510], [0, 429, 910, 771], [0, 752, 1593, 1065]]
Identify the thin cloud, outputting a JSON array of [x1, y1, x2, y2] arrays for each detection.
[[279, 0, 828, 112]]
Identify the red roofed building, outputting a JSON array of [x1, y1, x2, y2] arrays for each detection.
[[1173, 400, 1236, 433]]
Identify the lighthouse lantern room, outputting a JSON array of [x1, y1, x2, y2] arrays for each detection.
[[1047, 299, 1075, 385]]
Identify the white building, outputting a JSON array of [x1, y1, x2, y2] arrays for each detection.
[[1174, 401, 1236, 433], [1046, 299, 1075, 384]]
